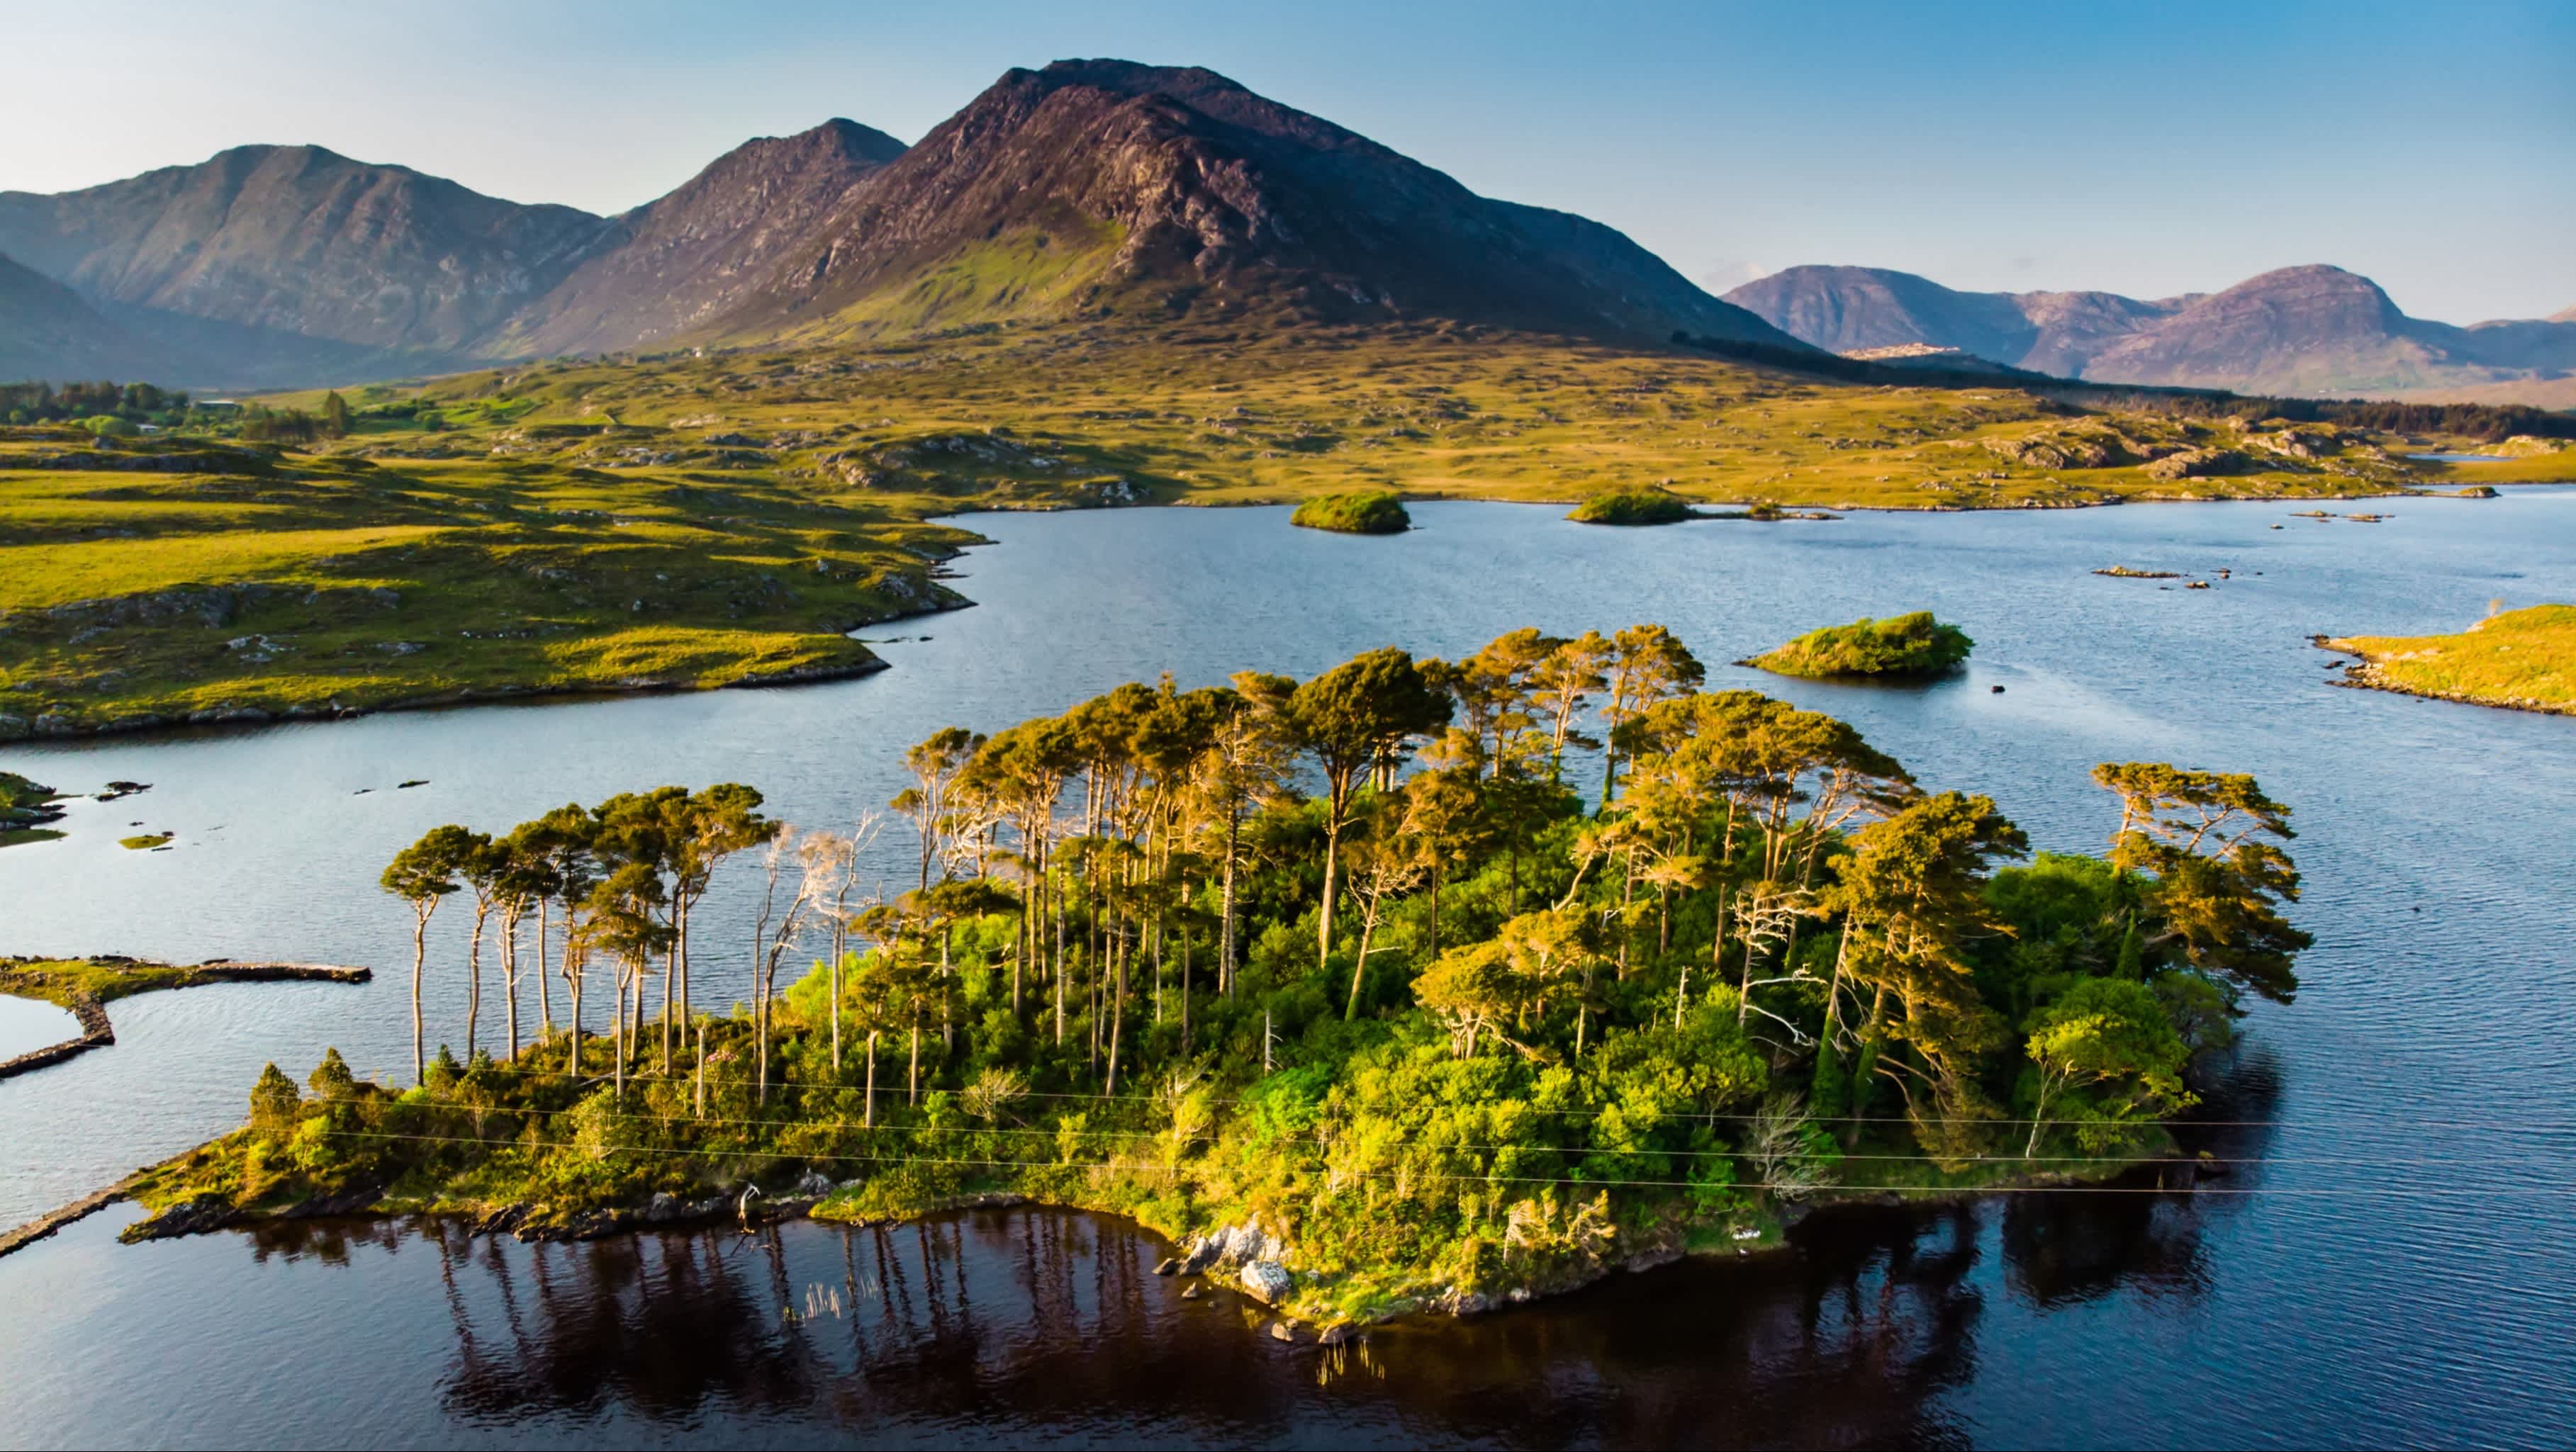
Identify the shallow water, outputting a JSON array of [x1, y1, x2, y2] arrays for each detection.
[[0, 991, 79, 1059], [3, 492, 2573, 1446]]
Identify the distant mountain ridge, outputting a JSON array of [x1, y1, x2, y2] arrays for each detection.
[[0, 248, 150, 381], [1726, 264, 2576, 402], [0, 61, 1803, 388]]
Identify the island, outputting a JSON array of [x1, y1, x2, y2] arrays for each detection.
[[1, 772, 65, 847], [117, 627, 2305, 1333], [1567, 488, 1696, 525], [2321, 604, 2575, 715], [1291, 490, 1411, 534], [1743, 611, 1974, 679]]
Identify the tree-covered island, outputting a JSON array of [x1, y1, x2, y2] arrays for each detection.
[[1291, 490, 1411, 534], [130, 624, 2307, 1328], [1745, 612, 1975, 679]]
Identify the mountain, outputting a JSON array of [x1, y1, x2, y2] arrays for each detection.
[[0, 145, 612, 385], [497, 118, 908, 357], [1725, 263, 2576, 401], [0, 60, 1803, 388], [700, 60, 1799, 348], [0, 249, 148, 381]]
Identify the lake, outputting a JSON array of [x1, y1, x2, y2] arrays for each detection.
[[2, 493, 2572, 1447]]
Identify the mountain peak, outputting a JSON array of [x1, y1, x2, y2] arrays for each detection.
[[704, 59, 1797, 347], [800, 118, 909, 167]]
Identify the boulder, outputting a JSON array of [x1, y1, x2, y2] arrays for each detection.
[[1239, 1260, 1293, 1304]]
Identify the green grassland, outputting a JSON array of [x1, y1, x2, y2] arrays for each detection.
[[2324, 604, 2576, 714], [0, 320, 2511, 736], [0, 957, 210, 1009]]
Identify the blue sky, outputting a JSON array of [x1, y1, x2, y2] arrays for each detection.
[[4, 1, 2569, 321]]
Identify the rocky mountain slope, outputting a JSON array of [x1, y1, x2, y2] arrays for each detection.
[[704, 60, 1799, 348], [0, 250, 147, 382], [0, 60, 1802, 388], [0, 145, 614, 385], [494, 118, 908, 357], [1727, 263, 2576, 401]]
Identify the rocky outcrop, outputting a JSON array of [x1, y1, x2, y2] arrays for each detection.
[[2141, 447, 2244, 480]]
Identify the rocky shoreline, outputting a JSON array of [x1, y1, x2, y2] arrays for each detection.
[[0, 958, 373, 1081], [2312, 634, 2575, 718]]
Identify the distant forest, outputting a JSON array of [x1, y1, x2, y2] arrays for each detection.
[[0, 381, 190, 424]]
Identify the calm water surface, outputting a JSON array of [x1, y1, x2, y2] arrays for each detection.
[[3, 494, 2573, 1448]]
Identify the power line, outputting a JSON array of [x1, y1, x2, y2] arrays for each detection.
[[385, 1093, 2576, 1170], [309, 1127, 2576, 1198], [361, 1053, 2576, 1133]]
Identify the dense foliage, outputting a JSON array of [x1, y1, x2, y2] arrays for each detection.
[[1747, 612, 1974, 678], [159, 624, 2307, 1314], [1291, 490, 1411, 534], [1568, 488, 1696, 525], [0, 380, 191, 427]]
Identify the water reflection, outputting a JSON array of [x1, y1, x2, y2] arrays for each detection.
[[208, 1203, 2034, 1447], [123, 1058, 2324, 1447]]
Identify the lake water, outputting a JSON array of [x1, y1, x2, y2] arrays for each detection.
[[3, 493, 2574, 1447], [0, 993, 79, 1060]]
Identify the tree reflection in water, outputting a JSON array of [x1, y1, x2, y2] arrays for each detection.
[[214, 1125, 2258, 1448]]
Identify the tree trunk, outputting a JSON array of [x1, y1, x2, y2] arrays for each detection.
[[502, 913, 520, 1062], [865, 1030, 878, 1128], [466, 906, 486, 1059], [613, 967, 629, 1103], [1221, 813, 1240, 1000], [1317, 806, 1344, 968], [659, 935, 676, 1076], [908, 1023, 922, 1105], [568, 969, 583, 1079], [410, 906, 429, 1086], [1345, 903, 1379, 1021], [535, 899, 554, 1036]]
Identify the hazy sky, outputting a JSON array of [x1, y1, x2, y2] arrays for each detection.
[[4, 1, 2569, 322]]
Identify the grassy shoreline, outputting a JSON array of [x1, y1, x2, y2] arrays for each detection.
[[0, 957, 373, 1081], [4, 326, 2512, 743], [2321, 605, 2576, 716]]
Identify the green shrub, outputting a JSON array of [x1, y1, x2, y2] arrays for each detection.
[[1292, 490, 1410, 534], [1568, 488, 1693, 525], [1747, 611, 1973, 678]]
